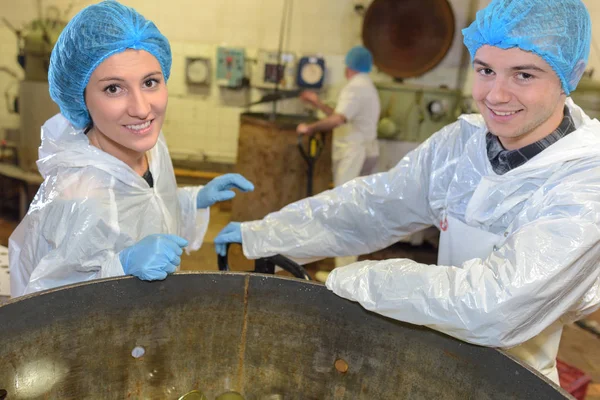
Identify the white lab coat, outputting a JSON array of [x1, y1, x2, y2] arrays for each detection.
[[332, 73, 381, 186], [240, 98, 600, 383], [9, 114, 209, 297]]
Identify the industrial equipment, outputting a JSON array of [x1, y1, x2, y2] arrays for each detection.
[[296, 56, 326, 89], [2, 4, 67, 173], [362, 0, 462, 143], [252, 49, 297, 91], [186, 57, 211, 86], [0, 272, 571, 399], [216, 47, 246, 89]]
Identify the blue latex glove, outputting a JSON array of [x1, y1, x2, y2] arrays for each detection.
[[119, 234, 188, 281], [214, 222, 242, 257], [196, 174, 254, 209]]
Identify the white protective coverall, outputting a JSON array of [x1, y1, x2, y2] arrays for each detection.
[[240, 98, 600, 383], [9, 114, 209, 297], [332, 73, 381, 186]]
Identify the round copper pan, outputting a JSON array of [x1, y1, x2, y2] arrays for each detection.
[[362, 0, 456, 78]]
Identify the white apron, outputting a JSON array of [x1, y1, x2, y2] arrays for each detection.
[[332, 138, 379, 187], [439, 214, 561, 384]]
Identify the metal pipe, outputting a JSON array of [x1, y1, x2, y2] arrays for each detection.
[[272, 0, 293, 120]]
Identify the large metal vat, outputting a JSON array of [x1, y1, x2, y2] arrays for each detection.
[[0, 273, 571, 399]]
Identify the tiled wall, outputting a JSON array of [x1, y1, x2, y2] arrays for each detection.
[[1, 0, 599, 163]]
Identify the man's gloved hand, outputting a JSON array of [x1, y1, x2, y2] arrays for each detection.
[[119, 234, 188, 281], [214, 222, 242, 257], [196, 174, 254, 209]]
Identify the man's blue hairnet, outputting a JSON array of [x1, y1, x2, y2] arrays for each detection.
[[462, 0, 591, 95], [49, 0, 172, 129], [345, 46, 373, 73]]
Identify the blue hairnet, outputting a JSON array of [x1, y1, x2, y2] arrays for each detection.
[[345, 46, 373, 73], [462, 0, 591, 95], [49, 1, 172, 129]]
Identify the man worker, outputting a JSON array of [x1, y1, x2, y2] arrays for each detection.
[[297, 45, 381, 269], [215, 0, 600, 384]]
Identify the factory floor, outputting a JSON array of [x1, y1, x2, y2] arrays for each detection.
[[1, 207, 599, 399]]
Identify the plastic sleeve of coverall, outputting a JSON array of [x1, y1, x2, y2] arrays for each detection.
[[19, 199, 126, 296], [240, 129, 447, 261], [177, 186, 210, 253], [325, 194, 600, 349]]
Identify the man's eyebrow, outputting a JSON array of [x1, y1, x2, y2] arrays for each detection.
[[473, 59, 546, 73], [473, 59, 490, 68], [509, 64, 547, 73]]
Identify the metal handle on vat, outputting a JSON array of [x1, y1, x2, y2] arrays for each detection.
[[217, 243, 311, 280]]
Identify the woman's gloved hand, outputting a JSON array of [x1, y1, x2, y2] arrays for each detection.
[[119, 234, 188, 280], [196, 174, 254, 209], [214, 222, 242, 256]]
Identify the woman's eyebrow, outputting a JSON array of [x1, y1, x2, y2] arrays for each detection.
[[97, 71, 162, 83]]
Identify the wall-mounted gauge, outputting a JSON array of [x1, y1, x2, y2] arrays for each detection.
[[186, 57, 211, 86], [296, 56, 326, 89]]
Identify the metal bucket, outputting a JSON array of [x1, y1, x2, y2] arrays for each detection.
[[0, 273, 570, 399]]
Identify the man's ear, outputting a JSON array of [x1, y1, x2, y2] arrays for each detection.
[[569, 60, 588, 91]]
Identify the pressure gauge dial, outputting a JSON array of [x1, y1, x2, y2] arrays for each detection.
[[301, 63, 324, 85], [186, 58, 211, 85]]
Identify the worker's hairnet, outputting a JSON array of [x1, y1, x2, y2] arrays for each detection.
[[462, 0, 591, 95], [49, 0, 172, 129], [345, 46, 373, 73]]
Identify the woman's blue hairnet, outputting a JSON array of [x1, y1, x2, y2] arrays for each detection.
[[462, 0, 591, 95], [49, 0, 172, 129], [345, 46, 373, 73]]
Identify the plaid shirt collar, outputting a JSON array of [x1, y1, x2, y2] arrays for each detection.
[[486, 106, 575, 175]]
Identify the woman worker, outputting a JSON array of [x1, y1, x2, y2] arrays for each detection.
[[9, 0, 253, 297]]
